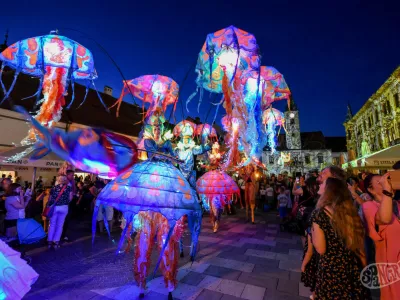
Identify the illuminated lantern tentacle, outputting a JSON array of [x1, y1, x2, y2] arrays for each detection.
[[0, 70, 20, 105], [197, 85, 204, 112], [0, 65, 8, 95], [77, 80, 90, 109], [91, 79, 109, 112], [66, 78, 76, 109], [116, 213, 133, 254], [22, 76, 43, 101], [186, 86, 199, 112]]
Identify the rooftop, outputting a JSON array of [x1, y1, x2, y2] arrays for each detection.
[[345, 65, 400, 124]]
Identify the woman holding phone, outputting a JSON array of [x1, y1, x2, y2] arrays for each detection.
[[362, 173, 400, 299], [4, 183, 26, 238]]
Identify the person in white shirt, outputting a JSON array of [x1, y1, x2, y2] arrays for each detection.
[[277, 186, 289, 222], [265, 184, 274, 211]]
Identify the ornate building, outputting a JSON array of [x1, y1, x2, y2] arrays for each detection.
[[263, 100, 347, 176], [344, 66, 400, 162]]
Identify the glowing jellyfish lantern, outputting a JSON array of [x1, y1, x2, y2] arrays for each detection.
[[111, 74, 179, 118], [235, 66, 291, 162], [262, 107, 286, 154], [242, 66, 291, 111], [195, 123, 218, 142], [0, 33, 107, 145], [187, 26, 260, 111], [196, 170, 240, 211]]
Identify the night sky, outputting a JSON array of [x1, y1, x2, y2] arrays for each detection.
[[1, 0, 399, 136]]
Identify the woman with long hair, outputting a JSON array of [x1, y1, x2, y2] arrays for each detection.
[[4, 183, 25, 239], [312, 177, 370, 299], [362, 173, 400, 299]]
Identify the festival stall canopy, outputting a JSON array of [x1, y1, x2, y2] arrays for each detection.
[[0, 146, 64, 168], [342, 144, 400, 170]]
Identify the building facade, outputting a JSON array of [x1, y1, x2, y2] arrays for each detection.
[[263, 104, 346, 176], [344, 66, 400, 159]]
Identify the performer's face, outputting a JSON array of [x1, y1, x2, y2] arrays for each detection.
[[183, 136, 190, 144], [153, 125, 161, 140]]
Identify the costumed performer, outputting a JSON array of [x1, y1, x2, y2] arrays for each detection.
[[242, 164, 257, 224], [132, 110, 186, 299], [173, 120, 211, 189], [173, 120, 211, 256], [197, 141, 240, 233]]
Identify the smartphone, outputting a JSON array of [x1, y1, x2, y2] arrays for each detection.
[[388, 170, 400, 191], [296, 177, 299, 183], [348, 178, 354, 186]]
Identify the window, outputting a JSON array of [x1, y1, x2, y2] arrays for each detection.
[[387, 100, 391, 115], [317, 155, 324, 164], [305, 155, 311, 164], [394, 93, 400, 108], [383, 102, 387, 115], [269, 156, 274, 164], [375, 109, 379, 122]]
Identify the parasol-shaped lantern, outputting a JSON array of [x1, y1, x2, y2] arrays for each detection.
[[196, 170, 240, 210]]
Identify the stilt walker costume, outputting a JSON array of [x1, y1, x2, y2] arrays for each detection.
[[172, 120, 211, 188], [196, 126, 240, 233], [172, 120, 210, 256], [18, 75, 203, 300]]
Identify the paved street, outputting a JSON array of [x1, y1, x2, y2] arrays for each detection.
[[25, 211, 311, 300]]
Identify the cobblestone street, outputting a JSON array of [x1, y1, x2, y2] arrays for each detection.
[[25, 211, 311, 300]]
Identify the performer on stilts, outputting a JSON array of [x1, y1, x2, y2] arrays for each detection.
[[242, 164, 257, 224], [172, 120, 211, 257], [20, 75, 203, 300], [197, 134, 240, 233]]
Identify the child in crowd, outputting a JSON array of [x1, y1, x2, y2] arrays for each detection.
[[277, 186, 289, 222], [36, 187, 52, 233], [265, 184, 274, 211]]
